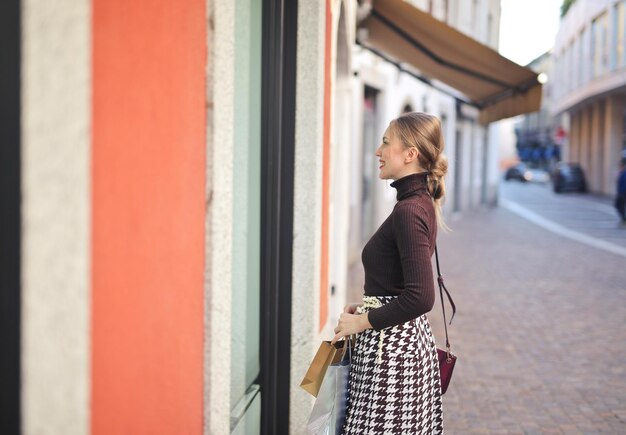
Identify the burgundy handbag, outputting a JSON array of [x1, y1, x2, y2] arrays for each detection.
[[434, 245, 457, 395]]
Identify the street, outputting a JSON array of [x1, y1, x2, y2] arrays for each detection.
[[429, 181, 626, 434], [500, 181, 626, 252]]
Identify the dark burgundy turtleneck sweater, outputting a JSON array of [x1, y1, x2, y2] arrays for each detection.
[[363, 171, 437, 331]]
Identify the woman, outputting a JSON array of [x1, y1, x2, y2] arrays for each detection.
[[615, 157, 626, 226], [331, 112, 448, 434]]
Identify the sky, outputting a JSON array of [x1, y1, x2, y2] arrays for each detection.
[[499, 0, 563, 66]]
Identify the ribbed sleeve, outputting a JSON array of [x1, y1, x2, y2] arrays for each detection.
[[360, 171, 437, 331]]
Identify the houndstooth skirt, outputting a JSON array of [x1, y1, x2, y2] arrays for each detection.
[[341, 296, 444, 434]]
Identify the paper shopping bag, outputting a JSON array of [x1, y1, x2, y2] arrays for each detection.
[[300, 340, 346, 397]]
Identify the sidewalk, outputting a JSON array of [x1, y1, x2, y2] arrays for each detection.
[[430, 203, 626, 434], [498, 182, 626, 256]]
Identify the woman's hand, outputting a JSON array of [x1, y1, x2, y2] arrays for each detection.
[[343, 302, 362, 314], [331, 312, 372, 344]]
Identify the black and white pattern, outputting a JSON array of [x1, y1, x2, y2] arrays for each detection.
[[341, 296, 443, 434]]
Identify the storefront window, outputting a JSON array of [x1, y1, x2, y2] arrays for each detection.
[[231, 0, 262, 432]]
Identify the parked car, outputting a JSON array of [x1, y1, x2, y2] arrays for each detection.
[[504, 163, 531, 182], [551, 163, 587, 193]]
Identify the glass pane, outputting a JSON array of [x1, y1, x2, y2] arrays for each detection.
[[593, 13, 609, 77], [231, 0, 262, 424], [578, 34, 583, 86], [615, 1, 626, 67]]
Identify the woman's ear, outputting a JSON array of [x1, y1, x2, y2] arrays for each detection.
[[405, 147, 418, 163]]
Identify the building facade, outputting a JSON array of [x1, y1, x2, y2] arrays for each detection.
[[515, 51, 561, 171], [552, 0, 626, 195], [3, 0, 312, 433], [1, 1, 539, 434]]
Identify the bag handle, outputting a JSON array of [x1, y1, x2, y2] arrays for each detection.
[[435, 244, 456, 361], [340, 335, 355, 362]]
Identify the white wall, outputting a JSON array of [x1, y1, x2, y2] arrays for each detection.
[[327, 0, 358, 348], [290, 0, 347, 432], [205, 0, 236, 433], [21, 1, 91, 434], [492, 118, 519, 173]]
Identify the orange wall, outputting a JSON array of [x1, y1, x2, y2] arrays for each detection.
[[320, 0, 332, 331], [91, 0, 205, 433]]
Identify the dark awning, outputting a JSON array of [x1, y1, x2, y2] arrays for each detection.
[[359, 0, 542, 124]]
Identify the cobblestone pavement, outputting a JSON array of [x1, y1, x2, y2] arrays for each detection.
[[429, 201, 626, 434]]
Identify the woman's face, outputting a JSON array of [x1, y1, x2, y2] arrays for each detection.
[[375, 124, 414, 180]]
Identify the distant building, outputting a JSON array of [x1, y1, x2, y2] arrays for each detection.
[[552, 0, 626, 195], [515, 51, 560, 170]]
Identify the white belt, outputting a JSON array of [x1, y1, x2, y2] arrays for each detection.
[[357, 296, 385, 364]]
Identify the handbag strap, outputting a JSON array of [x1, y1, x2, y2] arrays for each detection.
[[435, 244, 456, 356]]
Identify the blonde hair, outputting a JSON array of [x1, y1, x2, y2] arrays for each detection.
[[390, 112, 450, 231]]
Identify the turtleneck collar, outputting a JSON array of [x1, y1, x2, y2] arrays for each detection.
[[390, 171, 429, 201]]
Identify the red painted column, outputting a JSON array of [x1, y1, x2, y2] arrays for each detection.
[[91, 0, 205, 433], [320, 0, 332, 331]]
